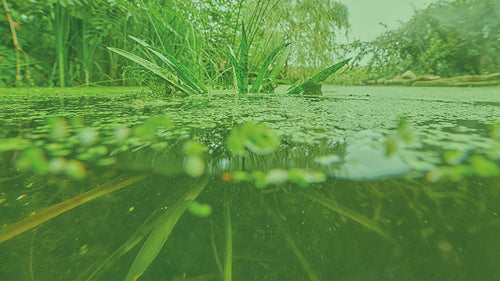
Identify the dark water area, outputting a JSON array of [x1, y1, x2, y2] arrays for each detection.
[[0, 86, 499, 280]]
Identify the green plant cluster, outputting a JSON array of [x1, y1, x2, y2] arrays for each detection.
[[360, 0, 500, 78], [1, 0, 349, 88]]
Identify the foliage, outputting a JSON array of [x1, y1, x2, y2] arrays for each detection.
[[249, 42, 292, 93], [228, 23, 249, 94], [0, 46, 18, 87], [109, 36, 207, 95], [0, 0, 349, 88], [287, 58, 351, 95], [228, 23, 292, 94], [247, 0, 349, 68], [228, 122, 280, 156], [362, 0, 500, 77]]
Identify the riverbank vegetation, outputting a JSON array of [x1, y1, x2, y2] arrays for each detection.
[[350, 0, 500, 84], [3, 0, 497, 89]]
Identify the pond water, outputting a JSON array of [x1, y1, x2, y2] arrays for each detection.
[[0, 86, 499, 280]]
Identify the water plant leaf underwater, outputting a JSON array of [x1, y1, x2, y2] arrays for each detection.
[[0, 174, 148, 244], [260, 194, 319, 281], [223, 194, 232, 281], [84, 208, 165, 281], [287, 58, 352, 95], [125, 177, 210, 281]]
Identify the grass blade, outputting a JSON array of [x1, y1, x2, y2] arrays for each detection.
[[228, 23, 250, 94], [129, 36, 208, 94], [261, 196, 319, 281], [287, 58, 351, 95], [107, 47, 196, 95], [223, 192, 232, 281], [84, 208, 164, 281], [125, 177, 210, 281], [228, 45, 244, 93], [307, 191, 399, 248], [250, 42, 291, 93], [238, 22, 249, 93], [0, 175, 148, 244], [267, 46, 292, 82]]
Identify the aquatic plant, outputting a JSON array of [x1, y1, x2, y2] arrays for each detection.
[[286, 58, 351, 95], [108, 36, 207, 95], [125, 178, 210, 281], [229, 23, 292, 94]]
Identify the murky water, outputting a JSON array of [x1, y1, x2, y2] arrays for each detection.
[[0, 86, 499, 280]]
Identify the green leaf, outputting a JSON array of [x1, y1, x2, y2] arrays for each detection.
[[250, 42, 291, 93], [129, 36, 208, 94], [228, 45, 246, 94], [268, 45, 292, 82], [238, 22, 249, 93], [107, 47, 196, 95], [228, 23, 250, 94], [287, 58, 351, 95], [227, 122, 280, 156], [188, 201, 212, 217], [125, 178, 210, 281]]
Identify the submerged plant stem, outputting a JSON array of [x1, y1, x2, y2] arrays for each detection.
[[224, 193, 232, 281], [125, 177, 210, 281], [261, 195, 319, 281], [0, 174, 148, 244]]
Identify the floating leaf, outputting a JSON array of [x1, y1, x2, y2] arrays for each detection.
[[469, 155, 499, 177], [64, 159, 87, 180], [228, 122, 280, 155], [183, 140, 207, 156], [188, 201, 212, 217], [133, 116, 173, 138], [184, 155, 205, 177], [0, 138, 31, 152], [265, 169, 289, 185]]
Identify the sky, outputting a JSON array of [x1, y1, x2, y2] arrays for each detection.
[[338, 0, 433, 42]]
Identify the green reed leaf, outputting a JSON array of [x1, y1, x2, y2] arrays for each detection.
[[107, 47, 196, 95], [250, 42, 291, 93], [239, 22, 249, 93], [287, 58, 351, 95], [129, 36, 208, 94]]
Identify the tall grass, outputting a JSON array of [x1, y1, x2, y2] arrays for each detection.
[[108, 35, 207, 95], [53, 2, 70, 87]]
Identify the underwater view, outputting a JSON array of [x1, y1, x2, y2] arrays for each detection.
[[1, 0, 500, 280], [0, 86, 499, 280]]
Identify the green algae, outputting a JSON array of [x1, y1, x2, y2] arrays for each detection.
[[0, 86, 498, 180]]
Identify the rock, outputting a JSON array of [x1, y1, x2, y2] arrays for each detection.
[[416, 74, 440, 81], [385, 78, 412, 85], [401, 70, 417, 80], [412, 80, 451, 87], [485, 73, 500, 81]]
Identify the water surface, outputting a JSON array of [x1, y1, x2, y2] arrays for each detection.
[[0, 86, 499, 280]]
